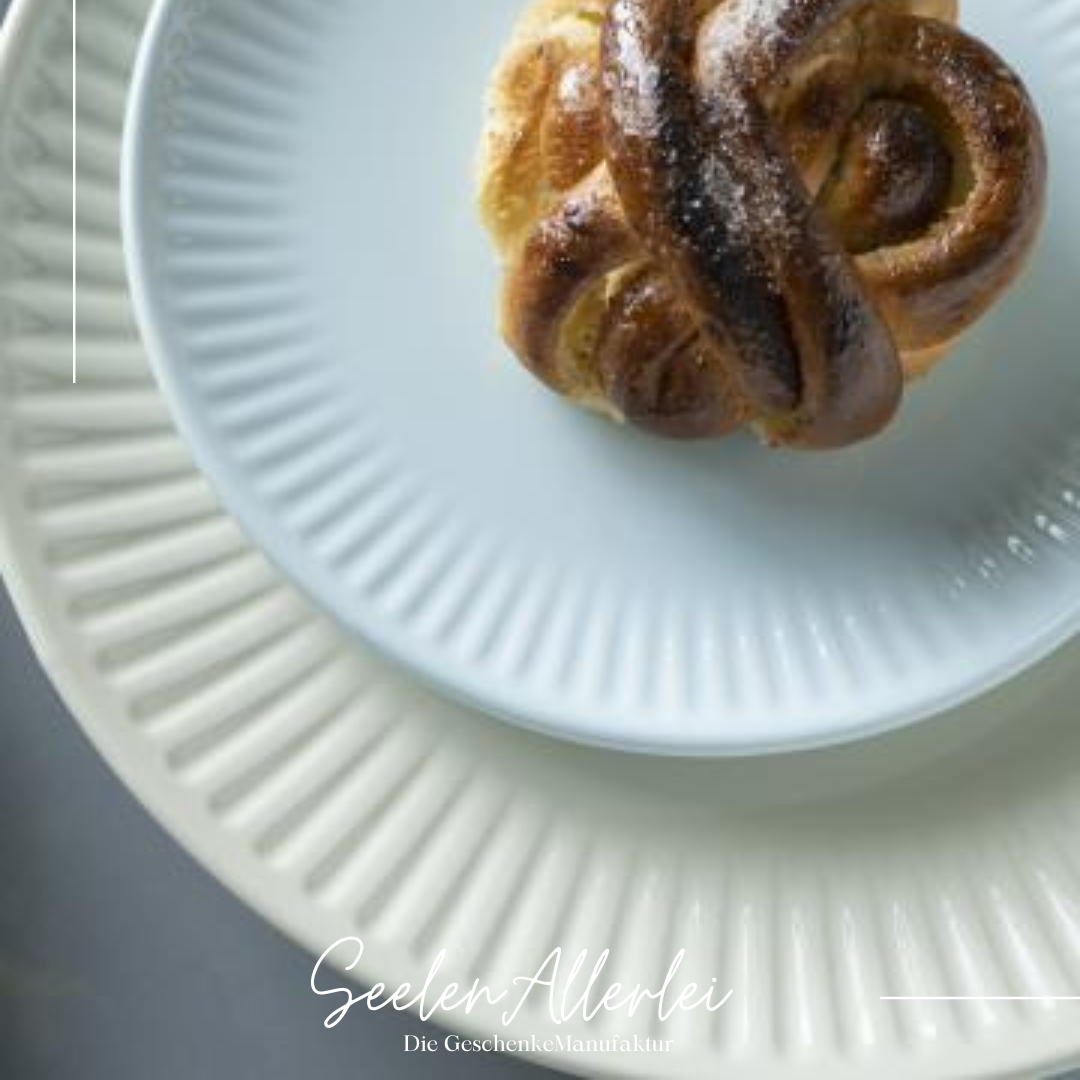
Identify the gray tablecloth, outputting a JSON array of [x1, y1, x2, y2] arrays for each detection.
[[0, 585, 562, 1079]]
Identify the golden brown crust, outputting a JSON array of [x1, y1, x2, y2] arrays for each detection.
[[479, 0, 1047, 448], [501, 167, 636, 398], [479, 1, 608, 255]]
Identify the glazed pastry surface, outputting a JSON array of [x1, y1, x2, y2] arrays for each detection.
[[478, 0, 1047, 447]]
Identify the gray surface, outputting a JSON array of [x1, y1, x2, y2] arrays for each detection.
[[0, 583, 563, 1080]]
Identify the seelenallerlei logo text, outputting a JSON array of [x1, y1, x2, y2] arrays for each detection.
[[311, 938, 734, 1031]]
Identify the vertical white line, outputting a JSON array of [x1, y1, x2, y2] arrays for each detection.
[[72, 0, 77, 384]]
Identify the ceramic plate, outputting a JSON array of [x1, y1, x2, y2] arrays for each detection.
[[7, 0, 1080, 1075], [122, 0, 1080, 754], [121, 0, 1080, 754]]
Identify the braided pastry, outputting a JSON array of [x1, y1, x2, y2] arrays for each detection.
[[478, 0, 1047, 448]]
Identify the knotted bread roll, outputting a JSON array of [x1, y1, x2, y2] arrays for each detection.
[[478, 0, 1047, 448]]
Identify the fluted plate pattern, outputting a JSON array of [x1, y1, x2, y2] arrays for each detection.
[[123, 0, 1080, 753], [5, 0, 1080, 1075]]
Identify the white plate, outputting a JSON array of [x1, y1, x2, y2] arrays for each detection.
[[122, 0, 1080, 754], [6, 0, 1080, 1076]]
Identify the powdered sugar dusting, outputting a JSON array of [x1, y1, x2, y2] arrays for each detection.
[[705, 0, 793, 69], [694, 0, 804, 251]]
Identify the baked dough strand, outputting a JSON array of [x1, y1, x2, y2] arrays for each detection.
[[483, 0, 1047, 448]]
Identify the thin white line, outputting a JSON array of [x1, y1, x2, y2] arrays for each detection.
[[72, 0, 77, 384], [882, 997, 1080, 1002]]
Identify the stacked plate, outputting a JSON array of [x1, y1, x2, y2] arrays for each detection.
[[3, 0, 1080, 1075]]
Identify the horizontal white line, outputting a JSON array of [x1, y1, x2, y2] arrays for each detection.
[[882, 997, 1080, 1002]]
